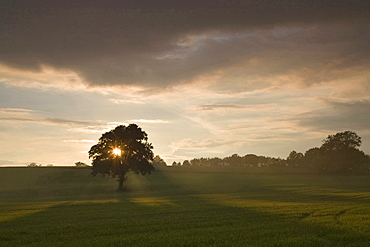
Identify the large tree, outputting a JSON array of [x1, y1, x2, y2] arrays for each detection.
[[321, 131, 362, 152], [89, 124, 154, 191], [318, 131, 369, 173]]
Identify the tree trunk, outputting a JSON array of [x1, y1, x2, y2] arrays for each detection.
[[117, 172, 126, 192]]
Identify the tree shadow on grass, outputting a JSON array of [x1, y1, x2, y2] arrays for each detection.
[[1, 168, 369, 247], [154, 169, 370, 204], [0, 193, 369, 246]]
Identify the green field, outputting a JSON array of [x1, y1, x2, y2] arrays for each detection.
[[0, 166, 369, 246]]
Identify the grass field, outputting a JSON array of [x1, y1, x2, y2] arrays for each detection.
[[0, 166, 369, 246]]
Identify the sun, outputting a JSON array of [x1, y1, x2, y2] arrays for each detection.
[[112, 148, 121, 156]]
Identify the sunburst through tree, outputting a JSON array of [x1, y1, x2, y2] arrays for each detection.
[[88, 124, 154, 191]]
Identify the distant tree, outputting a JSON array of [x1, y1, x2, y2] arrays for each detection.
[[152, 155, 167, 166], [286, 150, 304, 167], [172, 161, 178, 166], [75, 161, 88, 167], [243, 154, 259, 167], [28, 162, 38, 167], [317, 131, 369, 173], [224, 154, 242, 166], [89, 124, 154, 191], [190, 158, 201, 166], [47, 164, 53, 167], [183, 160, 191, 166], [321, 131, 362, 152], [268, 157, 287, 167], [303, 147, 321, 168], [210, 157, 223, 166]]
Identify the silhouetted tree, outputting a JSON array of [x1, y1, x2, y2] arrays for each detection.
[[28, 162, 39, 167], [152, 155, 167, 166], [183, 160, 191, 166], [190, 158, 201, 166], [321, 131, 362, 152], [286, 150, 304, 167], [225, 154, 243, 166], [171, 161, 178, 166], [268, 157, 287, 167], [317, 131, 369, 173], [210, 157, 224, 166], [243, 154, 259, 167], [170, 130, 370, 174], [303, 147, 321, 168], [89, 124, 154, 191], [75, 161, 88, 167]]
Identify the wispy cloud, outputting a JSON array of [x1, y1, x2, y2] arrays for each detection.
[[109, 98, 145, 104], [0, 107, 96, 127], [0, 108, 127, 134], [0, 108, 34, 113], [0, 64, 88, 91], [0, 116, 96, 127], [197, 104, 246, 111], [170, 138, 233, 153], [170, 138, 248, 157], [130, 119, 169, 124], [68, 122, 129, 134], [63, 139, 96, 143]]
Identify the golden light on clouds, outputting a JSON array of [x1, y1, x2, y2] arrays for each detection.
[[0, 0, 369, 166]]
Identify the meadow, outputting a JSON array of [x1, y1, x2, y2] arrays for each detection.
[[0, 166, 369, 246]]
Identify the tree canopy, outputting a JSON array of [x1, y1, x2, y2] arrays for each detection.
[[321, 131, 362, 152], [89, 124, 154, 191], [316, 131, 367, 173]]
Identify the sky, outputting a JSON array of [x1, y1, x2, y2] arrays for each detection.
[[1, 0, 370, 166]]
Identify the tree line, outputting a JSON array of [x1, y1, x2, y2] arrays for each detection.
[[171, 131, 370, 174], [27, 161, 89, 167]]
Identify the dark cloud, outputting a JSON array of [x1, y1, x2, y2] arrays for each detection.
[[1, 0, 369, 91], [292, 100, 370, 131]]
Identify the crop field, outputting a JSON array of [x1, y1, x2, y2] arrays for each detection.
[[0, 166, 369, 246]]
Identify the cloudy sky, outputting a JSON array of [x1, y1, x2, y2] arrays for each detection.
[[1, 0, 370, 166]]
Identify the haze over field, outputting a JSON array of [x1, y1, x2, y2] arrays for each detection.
[[1, 0, 370, 166]]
